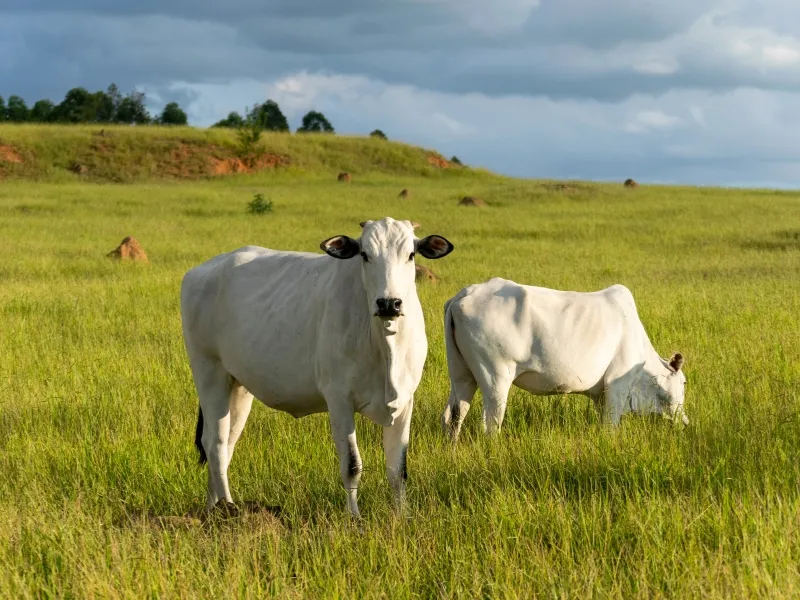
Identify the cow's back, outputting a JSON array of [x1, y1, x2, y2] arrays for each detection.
[[450, 278, 644, 395]]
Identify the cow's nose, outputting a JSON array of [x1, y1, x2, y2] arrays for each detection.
[[376, 297, 403, 318]]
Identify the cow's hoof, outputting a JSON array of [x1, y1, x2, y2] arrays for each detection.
[[206, 499, 240, 520]]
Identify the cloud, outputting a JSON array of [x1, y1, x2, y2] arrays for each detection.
[[162, 73, 800, 187], [2, 0, 800, 186], [3, 1, 800, 103], [624, 110, 682, 134]]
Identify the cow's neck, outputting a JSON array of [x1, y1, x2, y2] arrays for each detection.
[[630, 345, 671, 413], [334, 259, 420, 421]]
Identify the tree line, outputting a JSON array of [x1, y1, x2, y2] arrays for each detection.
[[212, 101, 339, 134], [0, 85, 399, 141], [0, 84, 187, 125]]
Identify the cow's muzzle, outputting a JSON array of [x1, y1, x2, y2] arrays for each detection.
[[375, 297, 403, 319]]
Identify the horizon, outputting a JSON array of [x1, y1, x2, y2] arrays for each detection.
[[2, 1, 800, 189]]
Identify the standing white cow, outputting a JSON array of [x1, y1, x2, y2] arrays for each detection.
[[441, 278, 689, 441], [181, 217, 454, 516]]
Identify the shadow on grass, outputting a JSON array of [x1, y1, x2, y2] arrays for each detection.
[[740, 229, 800, 251], [123, 500, 284, 531]]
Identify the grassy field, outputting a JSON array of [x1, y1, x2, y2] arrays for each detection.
[[1, 127, 799, 598]]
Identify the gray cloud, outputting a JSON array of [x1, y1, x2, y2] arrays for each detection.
[[3, 1, 800, 104], [2, 0, 800, 186]]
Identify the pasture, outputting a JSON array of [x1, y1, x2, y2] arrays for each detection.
[[1, 130, 799, 598]]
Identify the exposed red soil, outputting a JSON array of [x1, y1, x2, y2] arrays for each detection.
[[0, 144, 23, 164], [427, 155, 450, 169]]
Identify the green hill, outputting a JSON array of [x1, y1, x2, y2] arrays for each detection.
[[0, 124, 483, 183]]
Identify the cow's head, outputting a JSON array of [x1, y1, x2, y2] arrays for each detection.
[[658, 353, 689, 425], [320, 217, 453, 322]]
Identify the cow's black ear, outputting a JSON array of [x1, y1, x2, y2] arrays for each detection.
[[416, 235, 454, 259], [669, 353, 684, 372], [320, 235, 360, 259]]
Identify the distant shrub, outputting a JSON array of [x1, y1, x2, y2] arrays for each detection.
[[297, 111, 335, 134], [235, 120, 268, 167], [212, 111, 245, 128], [450, 156, 463, 166], [370, 129, 388, 140], [158, 102, 188, 126], [247, 193, 273, 215]]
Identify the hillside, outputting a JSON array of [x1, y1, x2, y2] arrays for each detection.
[[0, 124, 480, 183]]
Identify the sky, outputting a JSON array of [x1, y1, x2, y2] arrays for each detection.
[[2, 1, 800, 187]]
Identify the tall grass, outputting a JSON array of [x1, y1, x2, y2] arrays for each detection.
[[0, 166, 798, 598]]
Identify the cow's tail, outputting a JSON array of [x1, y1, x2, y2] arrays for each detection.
[[194, 405, 207, 465], [442, 292, 476, 435]]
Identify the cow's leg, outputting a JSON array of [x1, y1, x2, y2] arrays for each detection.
[[383, 399, 413, 509], [328, 409, 362, 517], [602, 376, 632, 426], [194, 362, 235, 511], [476, 370, 514, 436], [227, 381, 254, 462], [441, 378, 478, 442]]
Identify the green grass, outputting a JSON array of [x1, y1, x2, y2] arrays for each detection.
[[1, 129, 799, 598], [0, 124, 479, 183]]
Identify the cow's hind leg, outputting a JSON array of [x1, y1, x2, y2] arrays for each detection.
[[328, 409, 362, 517], [227, 381, 254, 462], [193, 359, 236, 511], [442, 377, 478, 443]]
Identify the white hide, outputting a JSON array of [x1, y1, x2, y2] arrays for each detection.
[[180, 217, 453, 515], [441, 278, 688, 440]]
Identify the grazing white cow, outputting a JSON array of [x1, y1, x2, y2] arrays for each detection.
[[180, 217, 453, 516], [441, 278, 688, 441]]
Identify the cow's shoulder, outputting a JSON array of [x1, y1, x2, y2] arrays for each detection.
[[598, 283, 635, 304], [595, 284, 642, 324]]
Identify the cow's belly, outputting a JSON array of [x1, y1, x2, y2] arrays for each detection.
[[257, 391, 328, 418], [513, 368, 604, 397], [228, 359, 325, 418]]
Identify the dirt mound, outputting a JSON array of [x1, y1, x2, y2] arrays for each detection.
[[624, 178, 639, 188], [427, 155, 450, 169], [459, 196, 486, 207], [0, 145, 22, 164], [398, 188, 409, 198], [337, 172, 352, 182], [415, 264, 439, 283], [107, 236, 148, 262]]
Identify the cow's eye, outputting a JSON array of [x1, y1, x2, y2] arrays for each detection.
[[409, 252, 415, 262], [360, 252, 369, 262]]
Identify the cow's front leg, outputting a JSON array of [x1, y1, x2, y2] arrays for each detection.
[[383, 399, 413, 509], [328, 409, 362, 518], [602, 376, 632, 426]]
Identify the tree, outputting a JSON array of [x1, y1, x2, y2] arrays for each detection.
[[6, 96, 30, 122], [212, 111, 245, 128], [53, 87, 95, 122], [30, 99, 55, 122], [0, 97, 5, 121], [158, 102, 188, 125], [248, 99, 289, 132], [114, 90, 150, 124], [450, 156, 463, 166], [297, 110, 334, 133], [88, 91, 115, 122], [106, 83, 123, 119], [370, 129, 387, 140]]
